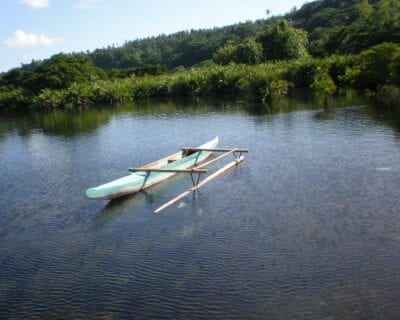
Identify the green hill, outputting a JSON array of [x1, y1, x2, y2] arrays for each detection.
[[88, 22, 265, 70], [8, 0, 400, 73], [290, 0, 400, 55], [87, 0, 400, 70]]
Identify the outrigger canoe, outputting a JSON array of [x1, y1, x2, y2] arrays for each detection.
[[86, 137, 219, 200]]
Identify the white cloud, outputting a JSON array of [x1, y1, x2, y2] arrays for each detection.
[[75, 0, 103, 9], [20, 0, 50, 9], [4, 29, 63, 49]]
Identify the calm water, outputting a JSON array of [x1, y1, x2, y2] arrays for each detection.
[[1, 94, 400, 319]]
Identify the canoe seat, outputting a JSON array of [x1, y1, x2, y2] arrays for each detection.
[[168, 155, 181, 163]]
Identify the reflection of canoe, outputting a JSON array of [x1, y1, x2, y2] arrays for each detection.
[[86, 137, 219, 200]]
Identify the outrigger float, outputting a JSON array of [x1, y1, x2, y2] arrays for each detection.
[[85, 137, 248, 213]]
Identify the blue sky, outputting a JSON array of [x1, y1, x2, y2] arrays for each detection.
[[0, 0, 309, 72]]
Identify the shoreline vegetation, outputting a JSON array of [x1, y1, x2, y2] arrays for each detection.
[[1, 0, 400, 112], [1, 44, 399, 112]]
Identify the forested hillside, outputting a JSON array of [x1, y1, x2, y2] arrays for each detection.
[[290, 0, 400, 55], [87, 0, 400, 70], [5, 0, 400, 73], [88, 22, 265, 70]]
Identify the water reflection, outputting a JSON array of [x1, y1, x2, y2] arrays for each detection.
[[0, 89, 374, 139], [93, 192, 152, 228], [365, 99, 400, 134], [314, 105, 335, 120]]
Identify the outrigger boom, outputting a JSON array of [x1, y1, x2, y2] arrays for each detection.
[[155, 155, 244, 213], [154, 146, 247, 213]]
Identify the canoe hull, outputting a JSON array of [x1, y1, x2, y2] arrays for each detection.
[[86, 137, 219, 200]]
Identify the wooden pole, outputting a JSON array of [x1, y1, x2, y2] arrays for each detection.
[[129, 168, 207, 173], [154, 156, 244, 213], [195, 148, 237, 169], [182, 147, 249, 153]]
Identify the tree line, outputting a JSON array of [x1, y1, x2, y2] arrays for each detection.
[[89, 0, 400, 69]]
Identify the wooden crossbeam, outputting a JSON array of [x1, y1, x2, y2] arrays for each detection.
[[181, 147, 249, 153], [195, 148, 238, 169], [154, 156, 244, 213], [129, 168, 207, 173]]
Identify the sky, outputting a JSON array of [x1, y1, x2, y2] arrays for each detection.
[[0, 0, 309, 72]]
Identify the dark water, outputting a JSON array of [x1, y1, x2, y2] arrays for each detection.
[[1, 93, 400, 319]]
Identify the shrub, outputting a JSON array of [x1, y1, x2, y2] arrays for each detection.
[[213, 39, 262, 65], [258, 20, 309, 61], [349, 42, 400, 89], [284, 58, 321, 87], [0, 88, 33, 109], [310, 72, 337, 96]]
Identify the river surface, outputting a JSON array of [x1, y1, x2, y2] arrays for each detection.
[[1, 93, 400, 319]]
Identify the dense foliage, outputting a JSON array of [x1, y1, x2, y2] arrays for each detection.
[[290, 0, 400, 55], [345, 42, 400, 89], [1, 42, 399, 111], [2, 54, 106, 93], [258, 20, 309, 61], [89, 22, 264, 70], [1, 0, 400, 111], [87, 0, 400, 68], [213, 21, 308, 64], [213, 39, 263, 65]]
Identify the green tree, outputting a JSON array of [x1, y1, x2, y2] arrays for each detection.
[[28, 54, 107, 92], [357, 0, 373, 21], [377, 0, 400, 31], [350, 42, 400, 89], [390, 51, 400, 84], [2, 68, 27, 88], [213, 41, 236, 65], [342, 0, 400, 53], [310, 69, 336, 98], [213, 39, 262, 65], [234, 39, 263, 64], [257, 20, 309, 61]]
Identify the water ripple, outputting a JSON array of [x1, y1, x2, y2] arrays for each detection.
[[1, 103, 400, 319]]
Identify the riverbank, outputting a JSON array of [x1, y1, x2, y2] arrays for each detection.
[[1, 43, 399, 111]]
